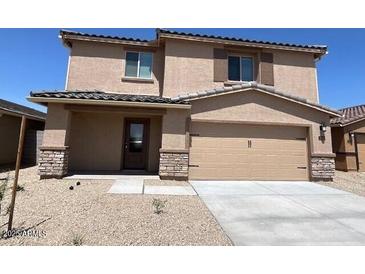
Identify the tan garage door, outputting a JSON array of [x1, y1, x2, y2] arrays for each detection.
[[356, 134, 365, 171], [189, 122, 308, 180]]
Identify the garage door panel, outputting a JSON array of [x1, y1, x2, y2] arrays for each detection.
[[190, 154, 250, 167], [189, 122, 308, 181], [191, 138, 249, 148], [189, 167, 250, 180]]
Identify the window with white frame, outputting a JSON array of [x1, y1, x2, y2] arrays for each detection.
[[125, 51, 153, 79], [228, 56, 254, 82]]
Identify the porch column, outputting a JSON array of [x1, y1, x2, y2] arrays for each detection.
[[39, 103, 71, 179], [309, 123, 335, 181], [310, 154, 336, 181], [159, 109, 190, 180]]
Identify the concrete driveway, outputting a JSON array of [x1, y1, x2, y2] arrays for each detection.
[[190, 180, 365, 245]]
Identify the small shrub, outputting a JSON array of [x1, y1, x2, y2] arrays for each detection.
[[152, 198, 167, 214], [16, 185, 25, 192], [71, 233, 84, 246]]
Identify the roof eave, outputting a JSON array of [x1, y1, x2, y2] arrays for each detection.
[[332, 116, 365, 128], [27, 96, 191, 110], [0, 108, 45, 121], [60, 31, 158, 48], [158, 32, 327, 55]]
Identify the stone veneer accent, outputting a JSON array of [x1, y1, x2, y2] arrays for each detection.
[[159, 149, 189, 180], [38, 147, 69, 179], [310, 155, 335, 181]]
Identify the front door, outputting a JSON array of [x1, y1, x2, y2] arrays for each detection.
[[123, 119, 149, 170]]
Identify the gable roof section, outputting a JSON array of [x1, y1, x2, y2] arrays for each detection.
[[28, 91, 190, 109], [171, 82, 342, 117], [330, 104, 365, 126], [0, 99, 46, 121]]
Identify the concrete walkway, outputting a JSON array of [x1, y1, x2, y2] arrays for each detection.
[[107, 177, 196, 195], [190, 180, 365, 246]]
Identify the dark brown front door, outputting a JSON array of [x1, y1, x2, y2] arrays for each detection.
[[123, 118, 149, 170]]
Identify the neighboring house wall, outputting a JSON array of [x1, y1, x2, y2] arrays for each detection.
[[0, 114, 44, 166], [332, 119, 365, 171], [0, 114, 21, 165], [66, 40, 164, 96]]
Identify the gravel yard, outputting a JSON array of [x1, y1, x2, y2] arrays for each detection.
[[316, 170, 365, 197], [0, 166, 231, 246]]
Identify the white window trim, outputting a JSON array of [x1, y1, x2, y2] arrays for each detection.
[[228, 55, 254, 82], [124, 51, 153, 80]]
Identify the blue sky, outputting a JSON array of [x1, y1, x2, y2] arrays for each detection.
[[0, 28, 364, 112]]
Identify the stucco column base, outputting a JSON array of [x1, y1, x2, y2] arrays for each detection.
[[38, 147, 69, 179], [310, 154, 335, 181], [159, 149, 189, 180]]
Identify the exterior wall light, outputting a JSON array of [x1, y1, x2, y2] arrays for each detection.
[[320, 124, 327, 133]]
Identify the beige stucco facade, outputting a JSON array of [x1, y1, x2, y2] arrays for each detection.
[[66, 37, 320, 103], [33, 29, 338, 181], [67, 40, 164, 96], [273, 51, 318, 103]]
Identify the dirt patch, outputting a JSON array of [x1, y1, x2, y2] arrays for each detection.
[[316, 171, 365, 197], [0, 166, 231, 246]]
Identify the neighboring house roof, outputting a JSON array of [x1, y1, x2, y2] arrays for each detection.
[[157, 29, 327, 54], [330, 104, 365, 126], [171, 82, 342, 117], [0, 99, 46, 121], [29, 91, 189, 108], [60, 29, 327, 55]]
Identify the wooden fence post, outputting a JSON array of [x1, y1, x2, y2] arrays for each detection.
[[8, 115, 27, 231]]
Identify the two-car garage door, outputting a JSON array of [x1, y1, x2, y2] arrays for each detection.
[[189, 122, 309, 180]]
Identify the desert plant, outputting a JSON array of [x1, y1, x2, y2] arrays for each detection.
[[71, 233, 84, 246], [152, 198, 167, 214], [16, 185, 25, 192]]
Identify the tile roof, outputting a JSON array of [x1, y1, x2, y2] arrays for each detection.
[[29, 91, 189, 105], [171, 82, 341, 117], [0, 99, 46, 120], [330, 104, 365, 126], [157, 29, 327, 51], [60, 30, 150, 43], [60, 29, 327, 53]]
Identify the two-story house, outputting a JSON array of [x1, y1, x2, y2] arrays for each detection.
[[28, 29, 341, 181]]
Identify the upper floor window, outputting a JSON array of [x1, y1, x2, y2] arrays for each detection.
[[125, 51, 153, 79], [228, 56, 254, 82]]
